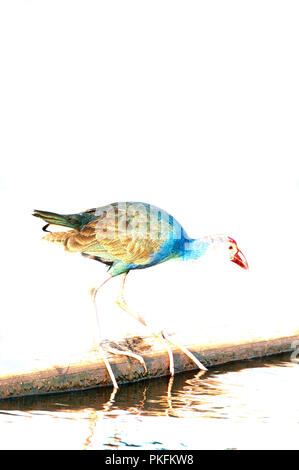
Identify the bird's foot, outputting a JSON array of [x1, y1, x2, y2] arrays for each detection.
[[101, 342, 148, 374], [95, 342, 119, 389], [161, 330, 208, 373]]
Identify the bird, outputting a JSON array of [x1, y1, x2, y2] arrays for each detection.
[[33, 201, 248, 388]]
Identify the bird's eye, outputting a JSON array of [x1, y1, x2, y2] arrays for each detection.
[[229, 245, 233, 250]]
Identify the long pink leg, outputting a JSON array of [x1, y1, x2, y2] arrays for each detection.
[[116, 273, 175, 374], [90, 274, 147, 389], [116, 275, 174, 374], [89, 275, 113, 337], [116, 272, 207, 375], [89, 275, 119, 389]]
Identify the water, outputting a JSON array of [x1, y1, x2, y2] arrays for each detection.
[[0, 353, 297, 450]]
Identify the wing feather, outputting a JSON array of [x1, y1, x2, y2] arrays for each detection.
[[43, 203, 172, 265]]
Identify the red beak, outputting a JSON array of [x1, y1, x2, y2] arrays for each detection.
[[232, 249, 249, 270]]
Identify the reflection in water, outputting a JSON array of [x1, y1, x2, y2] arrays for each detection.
[[0, 353, 298, 449]]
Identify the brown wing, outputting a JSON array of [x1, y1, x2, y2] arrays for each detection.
[[43, 204, 170, 265]]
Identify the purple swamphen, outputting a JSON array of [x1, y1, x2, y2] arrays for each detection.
[[33, 201, 248, 388]]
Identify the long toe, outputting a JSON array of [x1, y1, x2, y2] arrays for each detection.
[[103, 344, 148, 374], [162, 331, 207, 372], [96, 343, 119, 389]]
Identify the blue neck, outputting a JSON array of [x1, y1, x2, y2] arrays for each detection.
[[182, 238, 210, 261]]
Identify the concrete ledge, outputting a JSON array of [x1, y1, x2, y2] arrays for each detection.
[[0, 330, 298, 400]]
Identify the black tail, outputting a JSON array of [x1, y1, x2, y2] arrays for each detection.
[[33, 210, 79, 229]]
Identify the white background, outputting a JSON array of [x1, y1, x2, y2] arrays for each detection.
[[0, 1, 298, 366]]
